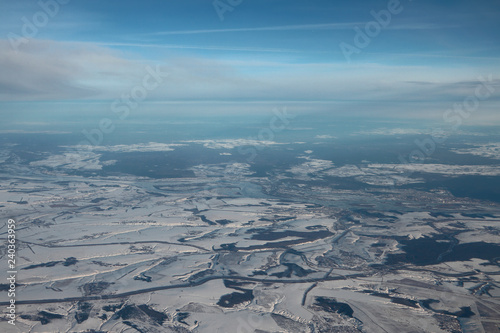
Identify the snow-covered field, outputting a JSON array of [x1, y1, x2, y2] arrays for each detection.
[[1, 150, 499, 332]]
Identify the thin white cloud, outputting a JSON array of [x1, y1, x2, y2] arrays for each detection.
[[191, 163, 253, 178], [305, 163, 500, 186], [289, 158, 335, 178], [70, 142, 185, 153], [0, 39, 143, 101], [183, 139, 285, 149], [451, 143, 500, 160], [1, 39, 498, 126], [148, 22, 447, 36], [0, 130, 71, 134], [355, 128, 426, 136], [364, 51, 500, 61], [149, 23, 362, 35], [368, 163, 500, 176], [93, 42, 298, 53], [30, 152, 107, 170]]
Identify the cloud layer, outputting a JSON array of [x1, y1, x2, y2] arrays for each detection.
[[1, 39, 499, 116]]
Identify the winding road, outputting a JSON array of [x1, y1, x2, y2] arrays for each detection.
[[0, 273, 368, 306]]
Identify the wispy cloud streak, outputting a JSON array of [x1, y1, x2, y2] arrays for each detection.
[[148, 22, 449, 36], [92, 42, 298, 53]]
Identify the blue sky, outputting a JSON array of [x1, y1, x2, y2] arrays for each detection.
[[1, 0, 499, 124]]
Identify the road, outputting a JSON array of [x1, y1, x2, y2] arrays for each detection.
[[0, 273, 368, 306]]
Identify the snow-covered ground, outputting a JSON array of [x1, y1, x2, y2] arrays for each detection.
[[1, 151, 499, 332]]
